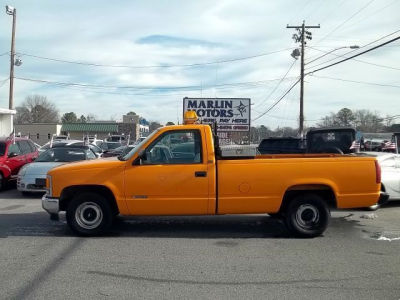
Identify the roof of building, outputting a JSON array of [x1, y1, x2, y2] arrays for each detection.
[[61, 123, 119, 133], [0, 108, 16, 115]]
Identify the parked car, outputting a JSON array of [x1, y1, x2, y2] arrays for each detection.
[[364, 139, 386, 151], [106, 135, 126, 143], [102, 145, 134, 158], [17, 146, 97, 194], [98, 141, 122, 151], [40, 140, 103, 157], [0, 137, 38, 190], [357, 152, 400, 209]]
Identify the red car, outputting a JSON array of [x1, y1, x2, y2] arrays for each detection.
[[0, 137, 38, 190]]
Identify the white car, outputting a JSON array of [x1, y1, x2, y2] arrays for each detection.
[[17, 147, 97, 194], [361, 152, 400, 206]]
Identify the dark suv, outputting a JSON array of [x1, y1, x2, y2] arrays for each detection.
[[0, 137, 38, 190]]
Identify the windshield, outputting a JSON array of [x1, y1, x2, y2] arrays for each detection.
[[0, 142, 6, 156], [120, 129, 160, 161], [36, 148, 87, 162]]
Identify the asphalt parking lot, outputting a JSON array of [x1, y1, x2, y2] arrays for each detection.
[[1, 187, 400, 299]]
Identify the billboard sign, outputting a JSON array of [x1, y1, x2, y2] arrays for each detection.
[[183, 97, 250, 132]]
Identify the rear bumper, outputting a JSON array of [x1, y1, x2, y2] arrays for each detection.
[[378, 191, 390, 205], [42, 194, 59, 214]]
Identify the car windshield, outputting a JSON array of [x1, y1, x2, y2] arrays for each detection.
[[0, 142, 6, 156], [120, 129, 160, 161], [36, 148, 87, 162]]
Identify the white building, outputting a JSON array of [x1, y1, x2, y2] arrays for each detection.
[[0, 108, 16, 137], [15, 123, 62, 145]]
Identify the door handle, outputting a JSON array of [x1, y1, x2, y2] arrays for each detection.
[[195, 171, 207, 177]]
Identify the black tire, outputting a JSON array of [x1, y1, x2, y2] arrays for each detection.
[[284, 194, 330, 238], [0, 173, 4, 191], [268, 212, 283, 219], [50, 213, 59, 221], [66, 192, 113, 236]]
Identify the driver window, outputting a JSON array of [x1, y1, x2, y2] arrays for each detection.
[[8, 143, 22, 156], [142, 130, 202, 165]]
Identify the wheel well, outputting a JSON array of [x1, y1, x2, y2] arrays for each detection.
[[59, 185, 119, 215], [279, 185, 336, 213]]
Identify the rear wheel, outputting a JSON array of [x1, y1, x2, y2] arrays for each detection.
[[66, 192, 113, 236], [284, 194, 330, 238]]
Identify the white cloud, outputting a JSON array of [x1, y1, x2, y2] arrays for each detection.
[[0, 0, 398, 128]]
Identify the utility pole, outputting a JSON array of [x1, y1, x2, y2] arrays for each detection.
[[6, 5, 17, 110], [287, 21, 319, 137]]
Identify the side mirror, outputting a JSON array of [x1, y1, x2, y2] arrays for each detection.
[[8, 152, 18, 158], [133, 149, 147, 165], [139, 149, 147, 161]]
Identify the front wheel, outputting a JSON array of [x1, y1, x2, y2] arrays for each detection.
[[284, 194, 330, 238], [66, 192, 113, 236]]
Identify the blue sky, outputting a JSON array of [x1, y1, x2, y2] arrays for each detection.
[[0, 0, 399, 127]]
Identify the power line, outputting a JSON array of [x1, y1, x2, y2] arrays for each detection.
[[310, 74, 400, 88], [316, 0, 376, 44], [306, 46, 400, 71], [341, 0, 399, 30], [252, 78, 301, 122], [307, 29, 400, 69], [17, 47, 295, 69], [15, 75, 297, 92], [254, 59, 297, 109], [306, 34, 400, 75], [0, 51, 9, 57]]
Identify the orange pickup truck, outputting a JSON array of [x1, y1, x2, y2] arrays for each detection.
[[43, 112, 385, 237]]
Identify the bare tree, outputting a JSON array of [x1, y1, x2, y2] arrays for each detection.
[[15, 95, 59, 123]]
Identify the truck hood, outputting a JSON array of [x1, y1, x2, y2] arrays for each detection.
[[49, 156, 124, 173]]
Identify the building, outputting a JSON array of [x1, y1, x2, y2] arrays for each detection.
[[0, 108, 16, 137], [60, 122, 139, 141], [14, 113, 142, 145], [15, 123, 62, 145], [122, 114, 139, 124], [139, 118, 150, 137]]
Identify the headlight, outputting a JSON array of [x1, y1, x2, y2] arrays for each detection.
[[18, 166, 27, 176], [46, 175, 52, 196]]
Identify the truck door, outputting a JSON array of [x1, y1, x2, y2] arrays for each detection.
[[124, 129, 209, 215], [6, 142, 26, 176]]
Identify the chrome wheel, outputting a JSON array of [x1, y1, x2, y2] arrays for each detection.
[[295, 204, 320, 230], [75, 202, 103, 230]]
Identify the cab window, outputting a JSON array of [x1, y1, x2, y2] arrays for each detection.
[[142, 130, 202, 165]]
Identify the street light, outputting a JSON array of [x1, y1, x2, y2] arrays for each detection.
[[5, 5, 17, 110], [306, 45, 360, 65]]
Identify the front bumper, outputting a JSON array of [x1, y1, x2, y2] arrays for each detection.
[[42, 194, 59, 214], [378, 191, 389, 205], [18, 175, 47, 192]]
